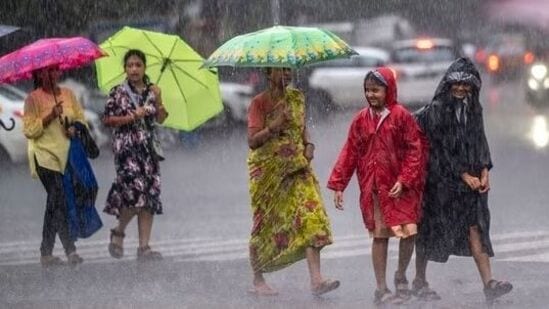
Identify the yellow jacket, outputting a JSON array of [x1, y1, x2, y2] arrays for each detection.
[[23, 87, 87, 178]]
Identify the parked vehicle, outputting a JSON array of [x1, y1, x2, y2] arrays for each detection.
[[0, 85, 27, 163], [477, 32, 534, 81], [389, 37, 459, 108], [306, 46, 390, 110], [526, 61, 549, 106], [0, 84, 108, 164]]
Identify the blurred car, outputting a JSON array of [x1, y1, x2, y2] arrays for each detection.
[[526, 61, 549, 105], [476, 32, 535, 81], [389, 37, 459, 107], [0, 84, 108, 164], [306, 46, 390, 110], [0, 85, 27, 163]]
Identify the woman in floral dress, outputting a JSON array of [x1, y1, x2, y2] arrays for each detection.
[[247, 67, 338, 296], [102, 49, 168, 261]]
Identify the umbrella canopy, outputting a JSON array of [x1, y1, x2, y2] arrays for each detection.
[[96, 26, 222, 131], [0, 37, 106, 84], [0, 25, 20, 38], [203, 25, 358, 69]]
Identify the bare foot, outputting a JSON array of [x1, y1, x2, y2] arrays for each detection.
[[249, 281, 278, 296]]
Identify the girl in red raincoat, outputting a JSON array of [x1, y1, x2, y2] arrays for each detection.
[[327, 68, 427, 305]]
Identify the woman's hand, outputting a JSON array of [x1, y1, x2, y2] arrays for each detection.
[[462, 172, 481, 191], [479, 169, 490, 193], [388, 181, 403, 198], [304, 143, 314, 161], [333, 191, 344, 210], [268, 105, 289, 133], [133, 106, 147, 120], [65, 125, 76, 138], [43, 101, 63, 127]]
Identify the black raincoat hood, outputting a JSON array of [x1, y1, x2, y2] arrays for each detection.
[[432, 57, 482, 105]]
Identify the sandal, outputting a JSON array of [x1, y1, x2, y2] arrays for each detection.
[[108, 228, 125, 259], [40, 255, 65, 268], [137, 245, 163, 262], [311, 279, 340, 296], [412, 278, 441, 301], [484, 279, 512, 302], [67, 252, 84, 267], [394, 273, 412, 302]]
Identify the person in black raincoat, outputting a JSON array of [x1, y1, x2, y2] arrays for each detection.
[[412, 58, 512, 302]]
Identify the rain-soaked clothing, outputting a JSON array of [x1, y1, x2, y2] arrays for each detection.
[[327, 67, 426, 237], [247, 87, 332, 273], [103, 81, 162, 217], [414, 57, 494, 263]]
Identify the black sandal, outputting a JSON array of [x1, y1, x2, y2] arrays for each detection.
[[137, 245, 163, 262], [394, 273, 412, 302], [412, 278, 441, 301], [108, 228, 125, 259], [67, 252, 84, 267], [484, 279, 513, 302], [40, 255, 65, 268]]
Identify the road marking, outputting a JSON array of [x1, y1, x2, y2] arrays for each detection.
[[0, 230, 548, 266]]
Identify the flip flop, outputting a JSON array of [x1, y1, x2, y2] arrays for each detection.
[[248, 286, 279, 296], [312, 279, 340, 296]]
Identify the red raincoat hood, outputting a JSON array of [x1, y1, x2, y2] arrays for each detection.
[[368, 67, 398, 109]]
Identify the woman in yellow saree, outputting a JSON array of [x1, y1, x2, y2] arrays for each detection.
[[247, 67, 339, 296]]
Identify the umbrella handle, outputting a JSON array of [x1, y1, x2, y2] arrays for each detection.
[[0, 118, 15, 131]]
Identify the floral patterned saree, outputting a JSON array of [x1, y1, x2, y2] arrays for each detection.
[[248, 88, 333, 273]]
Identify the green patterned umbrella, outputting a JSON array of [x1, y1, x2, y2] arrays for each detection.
[[203, 25, 357, 68]]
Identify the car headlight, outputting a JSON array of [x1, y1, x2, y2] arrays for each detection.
[[531, 64, 547, 80]]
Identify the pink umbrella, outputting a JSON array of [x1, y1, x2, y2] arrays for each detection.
[[0, 36, 106, 84]]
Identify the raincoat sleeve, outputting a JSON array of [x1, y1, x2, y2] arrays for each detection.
[[477, 112, 493, 170], [327, 115, 361, 192], [22, 94, 45, 139], [397, 111, 425, 188]]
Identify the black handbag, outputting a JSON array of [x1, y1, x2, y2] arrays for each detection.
[[72, 121, 100, 159]]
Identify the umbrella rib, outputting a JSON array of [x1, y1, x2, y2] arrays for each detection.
[[142, 31, 167, 59], [102, 45, 163, 63], [170, 65, 213, 89], [169, 67, 189, 113], [101, 71, 128, 90], [155, 37, 180, 84]]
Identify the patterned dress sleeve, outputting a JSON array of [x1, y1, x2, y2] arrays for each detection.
[[103, 86, 122, 118]]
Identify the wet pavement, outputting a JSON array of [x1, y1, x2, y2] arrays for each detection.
[[1, 76, 549, 308]]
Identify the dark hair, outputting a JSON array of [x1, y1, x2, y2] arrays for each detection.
[[32, 71, 41, 89], [123, 49, 150, 85], [364, 71, 386, 88]]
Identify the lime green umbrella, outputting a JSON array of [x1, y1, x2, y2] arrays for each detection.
[[95, 26, 222, 131], [203, 25, 357, 68]]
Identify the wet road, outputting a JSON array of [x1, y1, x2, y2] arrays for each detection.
[[1, 76, 549, 308]]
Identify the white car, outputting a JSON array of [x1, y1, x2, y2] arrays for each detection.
[[307, 46, 390, 109], [389, 38, 458, 107], [0, 85, 27, 163], [219, 82, 254, 123], [0, 84, 108, 164]]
